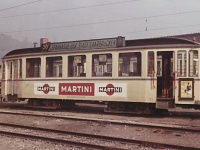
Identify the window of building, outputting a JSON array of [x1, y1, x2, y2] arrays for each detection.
[[92, 53, 112, 77], [177, 51, 187, 77], [189, 50, 198, 77], [118, 52, 141, 76], [46, 56, 62, 77], [148, 51, 154, 76], [68, 55, 86, 77], [26, 58, 41, 78]]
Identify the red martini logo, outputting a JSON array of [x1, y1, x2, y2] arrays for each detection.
[[99, 84, 122, 96], [59, 83, 94, 96], [37, 84, 55, 94]]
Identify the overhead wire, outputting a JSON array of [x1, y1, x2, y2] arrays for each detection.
[[0, 0, 140, 41], [2, 11, 200, 34], [1, 0, 200, 40], [0, 0, 43, 12], [0, 0, 139, 19], [1, 0, 200, 33]]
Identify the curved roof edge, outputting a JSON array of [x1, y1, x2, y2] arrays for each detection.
[[126, 37, 200, 47], [3, 47, 41, 58], [3, 36, 200, 58]]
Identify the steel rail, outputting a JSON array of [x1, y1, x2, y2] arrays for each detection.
[[0, 122, 199, 150], [0, 110, 199, 133]]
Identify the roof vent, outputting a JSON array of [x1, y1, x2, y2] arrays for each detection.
[[40, 38, 48, 46], [33, 42, 37, 48]]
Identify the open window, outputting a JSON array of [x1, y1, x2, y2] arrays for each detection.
[[68, 55, 86, 77], [19, 59, 22, 78], [118, 52, 141, 76], [46, 56, 62, 77], [26, 58, 41, 78], [92, 53, 112, 77], [189, 50, 198, 77], [148, 51, 154, 76], [177, 50, 187, 77]]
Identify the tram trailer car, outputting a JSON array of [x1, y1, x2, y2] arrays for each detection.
[[1, 36, 200, 114]]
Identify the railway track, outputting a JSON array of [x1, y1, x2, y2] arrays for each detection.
[[0, 122, 199, 150], [0, 102, 200, 118], [0, 110, 199, 133], [0, 110, 199, 149]]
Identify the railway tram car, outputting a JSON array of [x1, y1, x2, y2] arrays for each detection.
[[1, 36, 200, 114]]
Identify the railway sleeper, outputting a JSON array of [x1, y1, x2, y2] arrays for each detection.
[[105, 102, 157, 114]]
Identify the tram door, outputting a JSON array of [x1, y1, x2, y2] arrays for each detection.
[[6, 60, 18, 101], [157, 51, 174, 98]]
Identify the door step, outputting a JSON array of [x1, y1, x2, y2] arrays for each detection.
[[156, 97, 175, 109]]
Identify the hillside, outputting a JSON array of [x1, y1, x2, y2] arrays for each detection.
[[0, 34, 33, 60]]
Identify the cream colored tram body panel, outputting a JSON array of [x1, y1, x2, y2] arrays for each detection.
[[14, 49, 156, 104], [173, 47, 200, 105], [2, 36, 200, 109], [17, 78, 155, 103], [156, 47, 200, 106]]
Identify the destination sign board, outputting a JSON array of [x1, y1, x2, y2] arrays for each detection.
[[42, 36, 125, 52]]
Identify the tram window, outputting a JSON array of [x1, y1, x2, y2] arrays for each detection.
[[2, 61, 5, 80], [92, 53, 112, 77], [26, 58, 41, 78], [118, 52, 141, 77], [46, 56, 62, 77], [177, 51, 187, 77], [189, 50, 198, 77], [148, 51, 154, 76], [157, 60, 162, 76], [19, 59, 22, 78], [68, 55, 86, 77], [14, 60, 18, 80]]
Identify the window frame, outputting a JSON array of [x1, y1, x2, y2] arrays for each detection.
[[26, 57, 41, 78], [68, 55, 86, 77], [118, 52, 142, 77], [92, 53, 112, 77], [46, 56, 62, 77]]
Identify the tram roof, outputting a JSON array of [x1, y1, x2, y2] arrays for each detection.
[[3, 36, 200, 58], [4, 47, 42, 58], [126, 37, 200, 47]]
